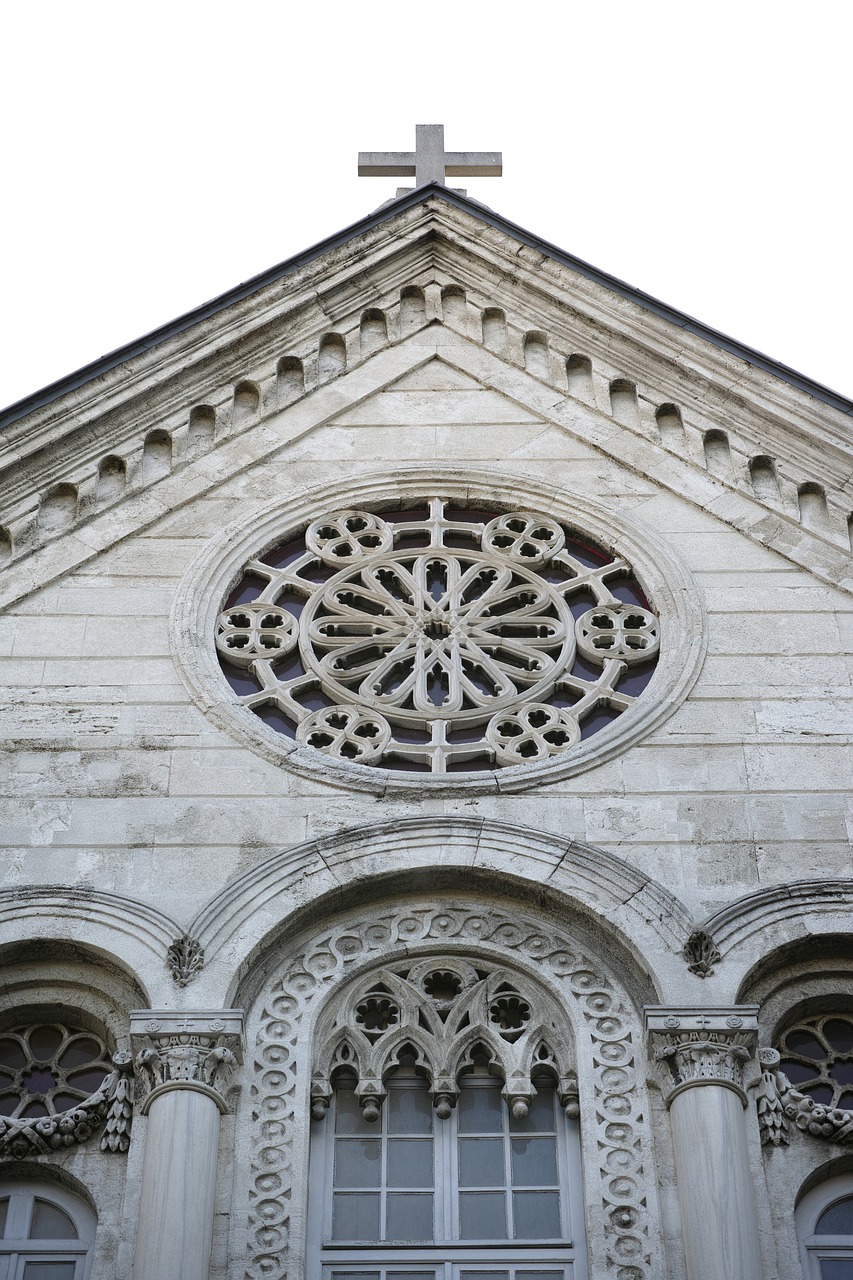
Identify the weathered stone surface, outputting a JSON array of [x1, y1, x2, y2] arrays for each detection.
[[0, 188, 850, 1279]]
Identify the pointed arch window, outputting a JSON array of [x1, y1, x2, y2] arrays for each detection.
[[307, 959, 586, 1279]]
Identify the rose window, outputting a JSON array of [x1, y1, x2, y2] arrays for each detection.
[[0, 1024, 112, 1120], [215, 499, 660, 773], [777, 1014, 853, 1110]]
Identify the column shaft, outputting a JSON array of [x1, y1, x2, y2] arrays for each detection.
[[669, 1083, 762, 1280], [133, 1088, 221, 1280]]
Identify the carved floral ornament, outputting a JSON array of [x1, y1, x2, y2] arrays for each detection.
[[214, 498, 661, 776], [247, 903, 661, 1279]]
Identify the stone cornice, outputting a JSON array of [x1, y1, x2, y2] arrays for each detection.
[[646, 1006, 759, 1105], [0, 197, 850, 575]]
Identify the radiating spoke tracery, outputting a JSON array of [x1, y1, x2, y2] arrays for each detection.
[[215, 500, 659, 772]]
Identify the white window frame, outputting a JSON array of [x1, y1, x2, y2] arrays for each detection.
[[307, 1071, 587, 1280], [797, 1175, 853, 1279], [0, 1181, 96, 1280]]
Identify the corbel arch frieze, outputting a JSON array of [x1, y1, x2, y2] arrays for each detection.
[[237, 894, 666, 1280], [186, 816, 692, 1006], [0, 887, 182, 1006], [694, 880, 853, 1001]]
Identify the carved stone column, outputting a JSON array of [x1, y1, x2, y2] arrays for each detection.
[[646, 1007, 761, 1280], [130, 1010, 244, 1280]]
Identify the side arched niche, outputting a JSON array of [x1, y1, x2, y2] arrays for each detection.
[[230, 873, 668, 1280]]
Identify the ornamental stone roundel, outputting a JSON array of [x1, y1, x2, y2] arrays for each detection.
[[171, 470, 706, 794]]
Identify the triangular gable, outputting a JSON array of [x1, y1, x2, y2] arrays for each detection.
[[1, 189, 851, 607]]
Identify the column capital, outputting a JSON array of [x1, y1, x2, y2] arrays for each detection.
[[130, 1009, 245, 1114], [645, 1006, 759, 1105]]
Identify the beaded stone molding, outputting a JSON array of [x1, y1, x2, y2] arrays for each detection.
[[173, 471, 706, 793]]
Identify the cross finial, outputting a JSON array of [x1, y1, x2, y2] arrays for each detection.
[[358, 124, 502, 198]]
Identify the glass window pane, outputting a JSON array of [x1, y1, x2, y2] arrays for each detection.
[[459, 1137, 505, 1187], [329, 1273, 380, 1280], [820, 1263, 853, 1280], [817, 1196, 853, 1234], [388, 1085, 433, 1134], [459, 1271, 509, 1280], [386, 1191, 433, 1241], [513, 1190, 561, 1238], [387, 1273, 436, 1280], [511, 1136, 559, 1187], [458, 1086, 503, 1133], [331, 1192, 380, 1240], [388, 1138, 434, 1187], [335, 1089, 373, 1135], [459, 1190, 508, 1239], [517, 1272, 566, 1279], [28, 1027, 63, 1060], [334, 1138, 381, 1188], [30, 1201, 78, 1240], [509, 1088, 556, 1134], [0, 1197, 7, 1236], [22, 1266, 77, 1280]]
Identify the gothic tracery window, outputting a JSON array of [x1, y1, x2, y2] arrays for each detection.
[[307, 959, 585, 1279], [216, 499, 659, 776]]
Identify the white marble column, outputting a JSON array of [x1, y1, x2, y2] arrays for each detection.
[[130, 1010, 244, 1280], [646, 1007, 762, 1280]]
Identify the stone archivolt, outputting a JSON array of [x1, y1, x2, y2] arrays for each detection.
[[215, 498, 659, 774], [247, 901, 661, 1280]]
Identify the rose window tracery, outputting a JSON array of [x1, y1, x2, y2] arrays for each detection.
[[215, 499, 660, 773], [778, 1014, 853, 1110], [0, 1024, 112, 1120]]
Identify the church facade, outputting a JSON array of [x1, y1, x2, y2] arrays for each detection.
[[0, 177, 852, 1280]]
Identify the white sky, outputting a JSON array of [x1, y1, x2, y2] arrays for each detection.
[[1, 2, 851, 411]]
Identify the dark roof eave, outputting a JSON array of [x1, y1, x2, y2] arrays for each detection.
[[2, 183, 851, 429]]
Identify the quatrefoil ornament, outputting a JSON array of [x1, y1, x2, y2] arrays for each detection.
[[486, 703, 581, 765], [575, 605, 660, 665], [215, 602, 297, 669], [482, 511, 565, 566], [296, 705, 392, 764], [305, 509, 393, 565]]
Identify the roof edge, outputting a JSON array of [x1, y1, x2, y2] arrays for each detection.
[[3, 184, 851, 429]]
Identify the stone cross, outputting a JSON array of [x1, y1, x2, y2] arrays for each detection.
[[358, 124, 502, 197]]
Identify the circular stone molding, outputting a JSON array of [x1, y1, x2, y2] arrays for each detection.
[[171, 469, 706, 794]]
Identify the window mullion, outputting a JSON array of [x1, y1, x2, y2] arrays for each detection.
[[503, 1103, 513, 1241], [442, 1100, 457, 1242]]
